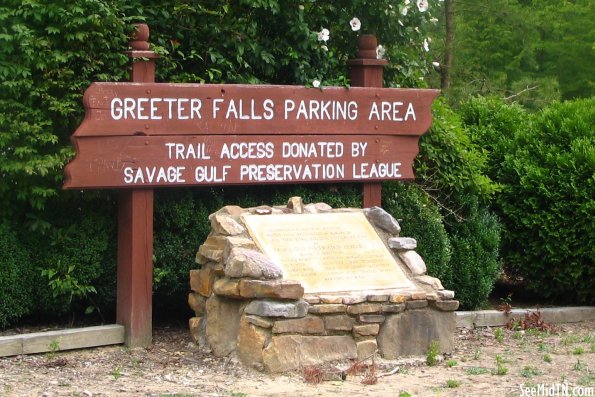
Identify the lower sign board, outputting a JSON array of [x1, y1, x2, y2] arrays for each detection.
[[64, 135, 421, 189], [243, 212, 414, 293]]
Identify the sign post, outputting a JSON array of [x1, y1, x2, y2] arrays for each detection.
[[115, 24, 158, 347], [349, 34, 388, 207], [64, 24, 438, 347]]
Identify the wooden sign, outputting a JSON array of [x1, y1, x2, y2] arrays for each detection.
[[64, 83, 438, 189], [74, 83, 438, 136], [64, 135, 422, 189]]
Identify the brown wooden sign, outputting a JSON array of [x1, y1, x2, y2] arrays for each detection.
[[64, 135, 421, 189], [65, 83, 438, 189], [74, 83, 438, 136]]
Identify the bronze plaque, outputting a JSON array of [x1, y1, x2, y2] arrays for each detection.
[[243, 212, 413, 293]]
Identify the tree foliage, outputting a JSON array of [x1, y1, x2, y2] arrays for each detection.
[[428, 0, 594, 107]]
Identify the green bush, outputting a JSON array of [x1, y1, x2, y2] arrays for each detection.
[[498, 99, 594, 303], [22, 194, 118, 319], [402, 99, 502, 309], [448, 203, 502, 309], [0, 222, 34, 328], [383, 182, 452, 287]]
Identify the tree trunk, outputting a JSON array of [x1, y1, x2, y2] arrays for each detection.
[[441, 0, 454, 91]]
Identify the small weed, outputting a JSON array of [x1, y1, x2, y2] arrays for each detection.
[[445, 379, 461, 388], [111, 366, 123, 380], [573, 359, 585, 372], [466, 367, 489, 375], [526, 328, 549, 337], [582, 333, 595, 343], [131, 357, 142, 368], [492, 355, 508, 376], [4, 384, 14, 393], [512, 331, 523, 340], [573, 347, 585, 355], [303, 366, 324, 384], [398, 392, 412, 397], [473, 349, 482, 360], [426, 341, 439, 366], [520, 366, 541, 378], [400, 367, 410, 375], [494, 328, 504, 343], [563, 335, 581, 345], [498, 293, 513, 314], [591, 343, 595, 353], [231, 393, 248, 397], [505, 309, 555, 332], [578, 373, 595, 387], [446, 360, 457, 368], [537, 342, 548, 352], [543, 354, 552, 363], [46, 339, 60, 359]]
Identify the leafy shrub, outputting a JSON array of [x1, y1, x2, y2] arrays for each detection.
[[383, 182, 452, 287], [403, 99, 501, 309], [0, 222, 33, 328], [448, 204, 501, 309], [23, 194, 118, 319], [498, 99, 594, 303]]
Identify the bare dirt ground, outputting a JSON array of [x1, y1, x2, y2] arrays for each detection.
[[1, 320, 593, 397]]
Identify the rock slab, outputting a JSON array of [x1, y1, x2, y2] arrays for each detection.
[[377, 310, 456, 358], [263, 335, 357, 372]]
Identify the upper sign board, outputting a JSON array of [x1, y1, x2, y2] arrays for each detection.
[[74, 83, 439, 136]]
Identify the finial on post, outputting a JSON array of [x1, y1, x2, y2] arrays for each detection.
[[356, 34, 379, 59], [130, 23, 150, 51]]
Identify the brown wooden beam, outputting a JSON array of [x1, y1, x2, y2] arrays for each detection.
[[116, 23, 158, 347], [349, 35, 388, 208]]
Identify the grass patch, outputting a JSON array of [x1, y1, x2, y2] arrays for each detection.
[[494, 328, 504, 343], [563, 335, 581, 345], [492, 355, 508, 376], [446, 379, 461, 388], [466, 367, 489, 375], [446, 360, 458, 368], [426, 341, 439, 366], [543, 354, 552, 363], [520, 366, 542, 378], [573, 347, 585, 355]]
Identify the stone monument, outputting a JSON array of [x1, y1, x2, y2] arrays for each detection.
[[188, 197, 458, 372]]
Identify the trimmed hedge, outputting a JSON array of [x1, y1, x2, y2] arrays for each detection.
[[0, 222, 34, 328], [500, 99, 594, 303]]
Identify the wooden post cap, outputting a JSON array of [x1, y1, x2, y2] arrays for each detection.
[[357, 34, 378, 59], [130, 23, 150, 51]]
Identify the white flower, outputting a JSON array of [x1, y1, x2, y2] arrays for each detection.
[[417, 0, 429, 12], [401, 6, 409, 16], [414, 26, 420, 33], [423, 38, 429, 51], [317, 28, 330, 42], [312, 79, 321, 88], [321, 45, 328, 51], [299, 5, 304, 10], [376, 45, 386, 60], [432, 61, 440, 67], [404, 0, 411, 5], [349, 17, 361, 32], [398, 20, 404, 27], [430, 17, 439, 23]]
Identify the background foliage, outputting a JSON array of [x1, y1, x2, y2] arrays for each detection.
[[1, 0, 593, 327], [427, 0, 594, 108]]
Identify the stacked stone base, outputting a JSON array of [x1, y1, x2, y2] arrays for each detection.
[[188, 198, 459, 373]]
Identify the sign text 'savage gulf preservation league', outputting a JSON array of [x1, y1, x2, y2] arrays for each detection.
[[64, 83, 438, 189]]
